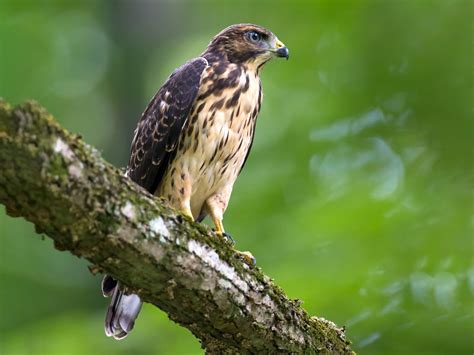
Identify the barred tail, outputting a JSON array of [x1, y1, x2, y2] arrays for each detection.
[[102, 275, 143, 340]]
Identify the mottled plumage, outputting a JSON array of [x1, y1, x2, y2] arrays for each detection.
[[127, 57, 207, 193], [104, 23, 289, 340]]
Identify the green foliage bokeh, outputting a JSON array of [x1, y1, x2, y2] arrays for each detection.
[[0, 0, 472, 354]]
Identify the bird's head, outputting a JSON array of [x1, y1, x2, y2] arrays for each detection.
[[204, 24, 289, 69]]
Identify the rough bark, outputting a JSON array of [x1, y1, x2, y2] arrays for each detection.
[[0, 99, 354, 354]]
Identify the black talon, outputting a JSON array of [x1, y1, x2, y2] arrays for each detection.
[[236, 251, 256, 267], [248, 255, 257, 266], [212, 229, 236, 246], [252, 257, 257, 266], [222, 232, 236, 246]]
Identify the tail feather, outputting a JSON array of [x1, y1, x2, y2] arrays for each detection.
[[101, 275, 117, 297], [102, 275, 142, 340]]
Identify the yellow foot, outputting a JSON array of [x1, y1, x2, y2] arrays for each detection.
[[182, 210, 194, 222], [234, 250, 256, 267]]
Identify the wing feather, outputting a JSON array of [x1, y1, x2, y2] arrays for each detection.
[[127, 57, 208, 192]]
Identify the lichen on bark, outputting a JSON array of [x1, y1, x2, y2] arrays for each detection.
[[0, 99, 354, 354]]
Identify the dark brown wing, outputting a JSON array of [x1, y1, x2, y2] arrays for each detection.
[[127, 57, 208, 193]]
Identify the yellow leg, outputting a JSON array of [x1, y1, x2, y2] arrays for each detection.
[[179, 198, 194, 222], [183, 208, 194, 221], [212, 215, 225, 236], [210, 214, 235, 244], [205, 197, 226, 237], [158, 193, 194, 222]]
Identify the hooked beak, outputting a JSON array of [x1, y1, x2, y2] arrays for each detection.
[[274, 39, 289, 60]]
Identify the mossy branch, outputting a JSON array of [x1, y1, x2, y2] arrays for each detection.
[[0, 99, 353, 354]]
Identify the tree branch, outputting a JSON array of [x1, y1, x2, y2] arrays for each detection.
[[0, 99, 353, 354]]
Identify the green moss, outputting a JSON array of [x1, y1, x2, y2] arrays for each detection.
[[0, 99, 353, 353]]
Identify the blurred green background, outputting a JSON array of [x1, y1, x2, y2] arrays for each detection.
[[1, 0, 473, 354]]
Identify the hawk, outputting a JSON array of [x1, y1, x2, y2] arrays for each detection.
[[102, 23, 289, 339]]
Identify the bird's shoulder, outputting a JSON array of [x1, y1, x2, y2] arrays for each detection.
[[168, 57, 209, 84]]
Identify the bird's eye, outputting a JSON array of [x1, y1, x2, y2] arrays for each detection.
[[248, 31, 261, 43]]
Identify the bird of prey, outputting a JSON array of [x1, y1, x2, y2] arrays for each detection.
[[102, 23, 289, 340]]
